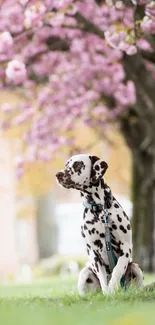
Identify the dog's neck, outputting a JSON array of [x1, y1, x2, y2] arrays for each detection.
[[80, 179, 111, 206]]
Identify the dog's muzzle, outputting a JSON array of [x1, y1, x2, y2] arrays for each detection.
[[56, 171, 64, 183]]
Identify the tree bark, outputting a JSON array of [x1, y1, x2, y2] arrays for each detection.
[[118, 53, 155, 272], [132, 151, 155, 271], [120, 111, 155, 272]]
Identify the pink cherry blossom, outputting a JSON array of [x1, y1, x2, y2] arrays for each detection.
[[14, 156, 24, 179], [0, 0, 154, 172], [0, 4, 24, 34], [140, 0, 151, 4], [0, 32, 13, 53], [12, 107, 34, 125], [105, 31, 121, 48], [141, 18, 155, 34], [145, 2, 155, 18], [49, 13, 65, 27], [137, 39, 152, 51], [24, 2, 46, 28], [105, 30, 137, 55], [20, 0, 30, 6], [1, 103, 13, 113], [53, 0, 73, 10], [6, 60, 27, 84], [126, 45, 137, 56]]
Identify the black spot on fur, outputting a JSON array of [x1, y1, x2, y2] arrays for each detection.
[[83, 208, 88, 219], [120, 249, 124, 256], [94, 252, 103, 266], [84, 224, 88, 230], [91, 156, 100, 165], [127, 224, 131, 230], [100, 161, 107, 169], [81, 226, 85, 238], [91, 215, 99, 223], [86, 220, 94, 225], [94, 240, 103, 249], [123, 211, 129, 220], [119, 225, 127, 234], [113, 247, 121, 254], [126, 253, 129, 258], [86, 278, 93, 283], [95, 165, 100, 171], [72, 161, 85, 174], [87, 243, 91, 249], [95, 192, 100, 199], [95, 262, 99, 272], [104, 264, 111, 274], [117, 214, 122, 222], [129, 248, 131, 254], [91, 228, 96, 234], [101, 217, 105, 223], [114, 203, 119, 208], [112, 224, 117, 230], [100, 233, 105, 238], [111, 238, 118, 246]]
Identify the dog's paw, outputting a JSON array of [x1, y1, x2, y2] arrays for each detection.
[[101, 287, 110, 295], [107, 284, 118, 295]]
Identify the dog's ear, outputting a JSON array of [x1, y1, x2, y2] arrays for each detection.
[[90, 155, 108, 184]]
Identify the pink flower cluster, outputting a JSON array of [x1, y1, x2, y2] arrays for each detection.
[[6, 60, 27, 84], [105, 30, 137, 56], [141, 1, 155, 34], [0, 0, 154, 174], [0, 32, 13, 53], [24, 2, 46, 28]]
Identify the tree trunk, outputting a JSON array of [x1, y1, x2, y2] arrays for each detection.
[[120, 109, 155, 271], [119, 53, 155, 272], [132, 152, 155, 271]]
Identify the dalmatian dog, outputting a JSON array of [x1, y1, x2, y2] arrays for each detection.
[[56, 154, 143, 295]]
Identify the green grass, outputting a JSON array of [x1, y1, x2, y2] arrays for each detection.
[[0, 274, 155, 325]]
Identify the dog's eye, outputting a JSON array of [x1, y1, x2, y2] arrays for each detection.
[[72, 161, 84, 172]]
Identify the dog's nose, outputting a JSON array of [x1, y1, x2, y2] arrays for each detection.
[[56, 171, 64, 180]]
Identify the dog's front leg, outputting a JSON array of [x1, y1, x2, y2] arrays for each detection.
[[89, 250, 108, 294], [108, 251, 130, 294], [97, 264, 109, 294]]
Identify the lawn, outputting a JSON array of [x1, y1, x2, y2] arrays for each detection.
[[0, 274, 155, 325]]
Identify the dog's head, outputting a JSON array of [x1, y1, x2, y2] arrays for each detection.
[[56, 154, 108, 190]]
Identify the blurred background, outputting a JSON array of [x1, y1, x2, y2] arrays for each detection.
[[0, 0, 155, 286]]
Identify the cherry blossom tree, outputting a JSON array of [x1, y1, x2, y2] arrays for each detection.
[[0, 0, 155, 271]]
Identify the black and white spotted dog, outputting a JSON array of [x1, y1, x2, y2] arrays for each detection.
[[56, 154, 143, 295]]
